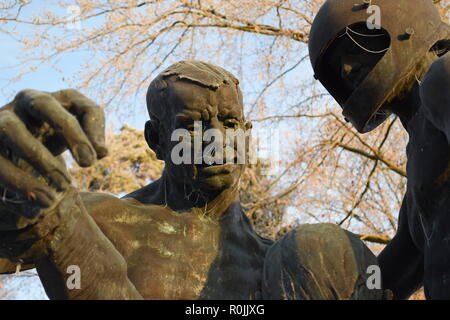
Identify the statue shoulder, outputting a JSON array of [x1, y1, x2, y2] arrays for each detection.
[[80, 192, 144, 224], [80, 192, 127, 212], [80, 191, 165, 228], [262, 223, 382, 300], [422, 52, 450, 88], [419, 53, 450, 129]]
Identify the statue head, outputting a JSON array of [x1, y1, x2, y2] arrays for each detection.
[[145, 61, 252, 196], [309, 0, 450, 133]]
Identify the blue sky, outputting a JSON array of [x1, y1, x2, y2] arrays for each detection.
[[0, 1, 71, 94], [0, 1, 149, 131]]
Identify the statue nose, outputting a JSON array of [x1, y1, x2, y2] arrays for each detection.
[[201, 122, 226, 166]]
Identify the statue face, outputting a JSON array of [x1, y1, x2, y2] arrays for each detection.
[[159, 79, 250, 193]]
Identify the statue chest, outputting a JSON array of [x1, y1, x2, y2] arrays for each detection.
[[406, 110, 450, 246], [101, 207, 266, 299]]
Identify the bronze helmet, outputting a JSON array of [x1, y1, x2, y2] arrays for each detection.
[[309, 0, 450, 133]]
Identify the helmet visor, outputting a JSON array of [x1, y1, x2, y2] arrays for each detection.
[[315, 23, 391, 107]]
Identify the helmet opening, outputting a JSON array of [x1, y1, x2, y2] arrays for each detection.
[[314, 22, 391, 106], [431, 39, 450, 57]]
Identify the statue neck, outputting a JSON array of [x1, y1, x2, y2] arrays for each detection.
[[159, 171, 242, 219], [388, 53, 439, 130], [388, 83, 422, 130]]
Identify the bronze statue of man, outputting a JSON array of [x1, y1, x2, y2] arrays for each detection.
[[309, 0, 450, 299], [0, 61, 382, 299]]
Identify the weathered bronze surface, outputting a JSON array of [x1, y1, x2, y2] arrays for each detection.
[[309, 0, 450, 299], [0, 61, 382, 300]]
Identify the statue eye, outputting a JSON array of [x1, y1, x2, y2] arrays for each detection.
[[224, 119, 239, 128], [185, 122, 203, 131]]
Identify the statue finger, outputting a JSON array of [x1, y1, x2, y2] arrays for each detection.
[[15, 90, 97, 167], [51, 89, 108, 159], [0, 110, 71, 191], [0, 155, 56, 208]]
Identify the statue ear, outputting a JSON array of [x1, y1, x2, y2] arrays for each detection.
[[145, 120, 164, 160], [244, 120, 253, 131]]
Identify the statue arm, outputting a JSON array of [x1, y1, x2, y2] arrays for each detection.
[[419, 52, 450, 141], [0, 190, 143, 299], [0, 155, 68, 275], [262, 223, 384, 300], [377, 193, 423, 299], [33, 188, 143, 300], [0, 89, 142, 298]]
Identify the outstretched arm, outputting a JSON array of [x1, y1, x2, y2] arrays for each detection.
[[377, 194, 423, 299], [420, 52, 450, 142], [34, 188, 143, 300], [0, 89, 142, 299], [0, 191, 143, 299]]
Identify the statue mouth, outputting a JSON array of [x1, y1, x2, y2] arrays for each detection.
[[197, 163, 238, 177], [191, 164, 240, 190]]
